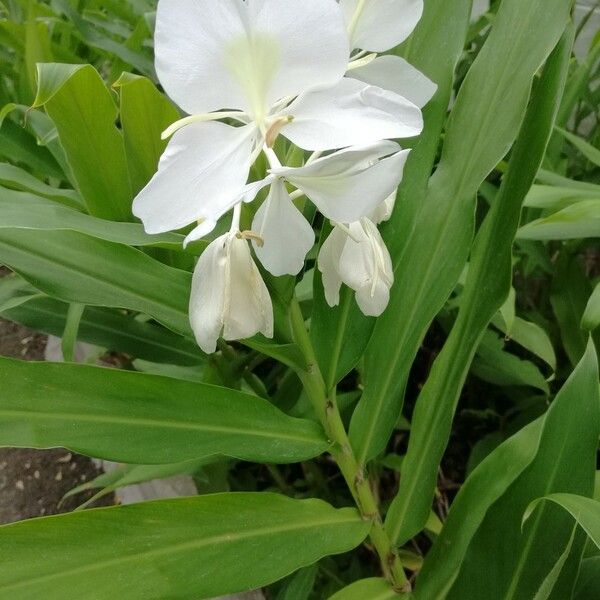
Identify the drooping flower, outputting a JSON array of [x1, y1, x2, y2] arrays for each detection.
[[133, 0, 423, 241], [318, 197, 395, 317], [189, 227, 273, 354]]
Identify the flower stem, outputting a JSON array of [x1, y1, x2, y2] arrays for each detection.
[[289, 298, 410, 593]]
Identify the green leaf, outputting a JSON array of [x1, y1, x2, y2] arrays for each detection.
[[444, 342, 600, 599], [518, 200, 600, 240], [0, 162, 82, 208], [351, 0, 572, 464], [0, 228, 192, 335], [60, 302, 84, 362], [415, 419, 545, 599], [0, 493, 369, 600], [32, 63, 133, 221], [113, 72, 179, 195], [328, 578, 397, 600], [63, 460, 207, 509], [275, 565, 318, 600], [582, 281, 600, 331], [383, 24, 572, 545], [555, 126, 600, 167], [0, 188, 186, 249], [524, 184, 600, 210], [0, 358, 330, 464], [524, 494, 600, 551], [574, 556, 600, 599], [0, 289, 203, 366]]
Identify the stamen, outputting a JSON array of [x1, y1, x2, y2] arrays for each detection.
[[332, 221, 363, 244], [238, 230, 265, 247], [265, 115, 294, 148], [347, 53, 378, 71], [162, 111, 249, 140]]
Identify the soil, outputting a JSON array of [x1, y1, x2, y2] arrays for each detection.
[[0, 267, 115, 524]]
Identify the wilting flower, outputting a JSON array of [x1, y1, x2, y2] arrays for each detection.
[[189, 227, 273, 354], [318, 195, 395, 317], [133, 0, 423, 242]]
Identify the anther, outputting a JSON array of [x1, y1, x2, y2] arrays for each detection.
[[237, 230, 265, 247], [266, 115, 294, 148]]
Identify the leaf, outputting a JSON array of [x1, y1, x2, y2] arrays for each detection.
[[0, 493, 369, 600], [492, 314, 557, 371], [582, 281, 600, 331], [0, 228, 192, 336], [351, 0, 572, 464], [32, 63, 133, 221], [0, 188, 186, 249], [1, 292, 204, 366], [275, 565, 318, 600], [414, 419, 545, 599], [574, 556, 600, 599], [444, 341, 600, 599], [0, 358, 329, 464], [63, 460, 207, 509], [113, 72, 179, 195], [532, 525, 577, 600], [383, 24, 572, 545], [0, 162, 82, 208], [523, 184, 600, 210], [555, 126, 600, 167], [524, 494, 600, 551], [60, 302, 84, 363], [328, 578, 397, 600], [518, 200, 600, 240]]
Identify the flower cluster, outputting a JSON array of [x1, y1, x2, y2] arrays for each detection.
[[134, 0, 435, 353]]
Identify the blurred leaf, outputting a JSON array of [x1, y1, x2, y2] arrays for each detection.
[[574, 556, 600, 599], [555, 126, 600, 167], [0, 358, 330, 464], [275, 564, 318, 600], [351, 0, 572, 463], [581, 281, 600, 331], [518, 200, 600, 240], [0, 493, 368, 600], [33, 63, 133, 221], [328, 578, 396, 600]]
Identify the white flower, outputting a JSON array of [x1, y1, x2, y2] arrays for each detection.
[[318, 217, 394, 317], [133, 0, 423, 241], [189, 229, 273, 354]]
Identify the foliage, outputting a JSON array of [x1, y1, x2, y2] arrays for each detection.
[[0, 0, 599, 598]]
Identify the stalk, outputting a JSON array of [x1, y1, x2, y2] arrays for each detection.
[[289, 299, 410, 593]]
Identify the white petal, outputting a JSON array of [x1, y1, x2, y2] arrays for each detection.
[[350, 55, 437, 108], [317, 227, 347, 307], [224, 236, 274, 341], [155, 0, 348, 117], [132, 122, 256, 234], [369, 192, 397, 224], [252, 180, 314, 276], [340, 0, 423, 52], [273, 142, 410, 222], [283, 78, 423, 150], [189, 234, 230, 353], [337, 220, 393, 317], [184, 219, 218, 248]]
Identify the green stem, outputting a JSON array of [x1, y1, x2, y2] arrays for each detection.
[[289, 299, 410, 593]]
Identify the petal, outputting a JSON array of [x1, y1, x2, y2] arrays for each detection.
[[283, 78, 423, 150], [224, 236, 274, 341], [338, 220, 393, 317], [252, 180, 315, 276], [133, 122, 256, 234], [340, 0, 423, 52], [368, 192, 397, 224], [183, 219, 218, 248], [317, 227, 347, 307], [189, 234, 230, 353], [350, 55, 437, 108], [273, 142, 410, 222], [155, 0, 348, 117]]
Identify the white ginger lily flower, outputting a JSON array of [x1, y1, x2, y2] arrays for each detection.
[[247, 140, 409, 277], [318, 206, 395, 317], [189, 216, 274, 354], [343, 0, 438, 109], [133, 0, 423, 241]]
